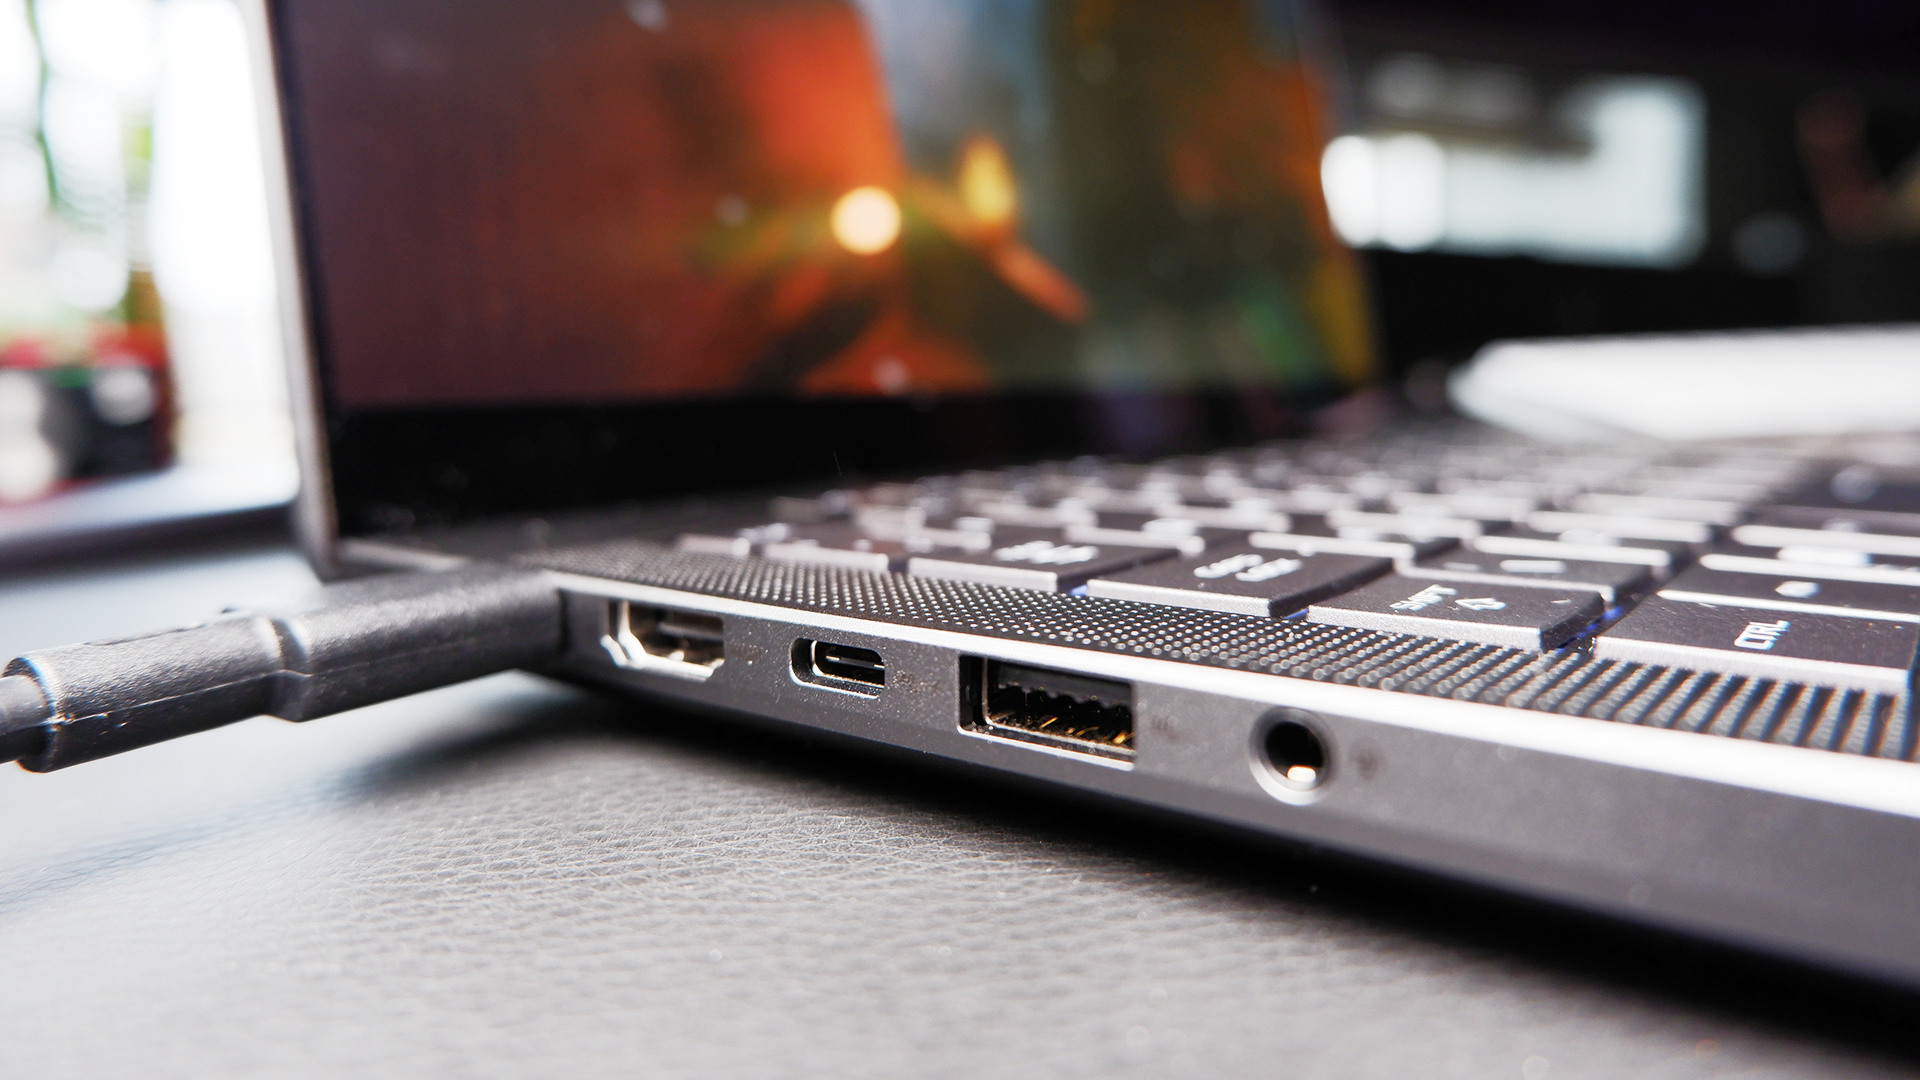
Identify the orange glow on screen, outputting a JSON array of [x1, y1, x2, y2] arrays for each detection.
[[958, 137, 1017, 229]]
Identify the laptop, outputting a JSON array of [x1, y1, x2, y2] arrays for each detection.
[[249, 0, 1920, 985]]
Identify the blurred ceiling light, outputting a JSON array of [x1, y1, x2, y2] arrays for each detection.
[[1323, 74, 1704, 267], [958, 136, 1017, 228], [830, 186, 901, 255]]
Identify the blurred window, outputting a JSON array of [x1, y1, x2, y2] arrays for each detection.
[[1321, 53, 1705, 268]]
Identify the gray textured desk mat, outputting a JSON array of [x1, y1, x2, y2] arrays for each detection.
[[0, 543, 1915, 1079]]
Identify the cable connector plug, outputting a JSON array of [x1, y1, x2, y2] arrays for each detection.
[[0, 564, 563, 772]]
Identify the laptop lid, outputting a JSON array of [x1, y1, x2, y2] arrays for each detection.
[[257, 0, 1375, 564]]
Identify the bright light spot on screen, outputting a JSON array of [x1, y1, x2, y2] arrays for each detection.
[[831, 186, 901, 255], [625, 0, 669, 32], [1321, 74, 1704, 267], [958, 136, 1017, 228]]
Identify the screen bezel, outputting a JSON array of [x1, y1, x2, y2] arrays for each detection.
[[256, 0, 1359, 565]]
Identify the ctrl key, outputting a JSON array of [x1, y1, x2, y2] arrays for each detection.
[[1592, 597, 1920, 694]]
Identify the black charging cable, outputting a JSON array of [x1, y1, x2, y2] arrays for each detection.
[[0, 565, 564, 772]]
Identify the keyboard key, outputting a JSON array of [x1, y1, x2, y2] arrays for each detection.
[[1306, 574, 1605, 650], [1061, 523, 1248, 557], [1593, 596, 1920, 695], [1249, 529, 1455, 561], [962, 500, 1099, 528], [907, 538, 1173, 592], [1654, 565, 1920, 621], [1326, 509, 1483, 539], [1731, 523, 1920, 560], [1217, 486, 1362, 513], [1061, 525, 1207, 556], [1386, 490, 1536, 521], [763, 539, 905, 573], [1526, 511, 1714, 544], [1118, 503, 1294, 532], [1751, 504, 1920, 535], [1699, 552, 1920, 587], [1400, 553, 1652, 604], [1085, 549, 1390, 617], [763, 524, 915, 572], [1467, 529, 1682, 576], [762, 522, 993, 573], [1567, 493, 1746, 525], [676, 533, 753, 557], [768, 492, 854, 522]]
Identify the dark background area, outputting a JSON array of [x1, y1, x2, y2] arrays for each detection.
[[1332, 0, 1920, 378]]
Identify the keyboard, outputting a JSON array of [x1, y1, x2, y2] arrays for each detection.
[[631, 424, 1920, 760]]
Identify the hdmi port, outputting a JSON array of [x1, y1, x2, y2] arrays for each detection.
[[601, 600, 724, 680], [793, 639, 886, 695], [964, 658, 1133, 761]]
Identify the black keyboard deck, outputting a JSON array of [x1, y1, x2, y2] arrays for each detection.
[[529, 424, 1920, 763]]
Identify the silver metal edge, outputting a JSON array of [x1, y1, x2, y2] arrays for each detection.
[[542, 569, 1920, 821], [549, 568, 1920, 984], [238, 0, 341, 579]]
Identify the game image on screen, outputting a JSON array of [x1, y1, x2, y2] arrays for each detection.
[[284, 0, 1371, 408]]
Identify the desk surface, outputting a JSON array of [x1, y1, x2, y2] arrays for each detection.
[[0, 542, 1915, 1078]]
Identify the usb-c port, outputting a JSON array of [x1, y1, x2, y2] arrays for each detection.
[[793, 639, 886, 694]]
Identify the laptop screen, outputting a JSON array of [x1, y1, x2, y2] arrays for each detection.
[[271, 0, 1372, 531]]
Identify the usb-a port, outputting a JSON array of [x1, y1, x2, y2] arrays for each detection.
[[964, 658, 1134, 761]]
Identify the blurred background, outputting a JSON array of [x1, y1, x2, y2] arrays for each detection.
[[0, 0, 288, 560], [0, 0, 1916, 561], [1325, 0, 1920, 408]]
